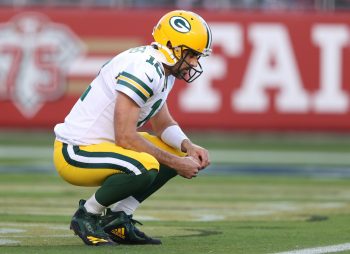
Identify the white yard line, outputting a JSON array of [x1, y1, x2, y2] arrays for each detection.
[[0, 146, 52, 159], [2, 146, 350, 166], [0, 239, 20, 245], [274, 243, 350, 254], [4, 235, 72, 238]]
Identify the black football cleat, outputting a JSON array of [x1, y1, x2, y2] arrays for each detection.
[[100, 208, 161, 245], [70, 200, 117, 246]]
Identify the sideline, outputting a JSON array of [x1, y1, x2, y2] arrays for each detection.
[[274, 243, 350, 254]]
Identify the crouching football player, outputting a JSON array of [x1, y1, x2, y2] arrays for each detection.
[[53, 10, 212, 246]]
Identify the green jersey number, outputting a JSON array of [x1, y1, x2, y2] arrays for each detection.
[[146, 56, 164, 79], [130, 47, 164, 79]]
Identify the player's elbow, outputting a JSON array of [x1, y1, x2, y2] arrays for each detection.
[[115, 131, 135, 149]]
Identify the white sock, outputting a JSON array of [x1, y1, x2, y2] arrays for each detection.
[[84, 194, 106, 214], [110, 196, 140, 215]]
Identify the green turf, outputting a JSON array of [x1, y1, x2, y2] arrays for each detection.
[[1, 130, 350, 253], [1, 173, 350, 253]]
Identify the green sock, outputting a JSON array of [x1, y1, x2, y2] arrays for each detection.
[[95, 169, 157, 206], [133, 164, 177, 203]]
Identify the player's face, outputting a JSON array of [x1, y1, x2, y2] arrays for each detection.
[[177, 50, 200, 79], [171, 49, 202, 82]]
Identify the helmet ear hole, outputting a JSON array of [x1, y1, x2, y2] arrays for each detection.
[[166, 41, 172, 49], [167, 41, 182, 60], [173, 46, 183, 60]]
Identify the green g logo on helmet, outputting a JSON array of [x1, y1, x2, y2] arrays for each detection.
[[169, 16, 191, 33]]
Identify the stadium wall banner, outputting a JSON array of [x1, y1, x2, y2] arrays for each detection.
[[0, 9, 349, 131]]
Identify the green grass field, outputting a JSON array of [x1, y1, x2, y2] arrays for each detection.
[[1, 130, 350, 254]]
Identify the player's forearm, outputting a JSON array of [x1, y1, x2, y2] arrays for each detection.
[[150, 103, 178, 138], [116, 132, 179, 168]]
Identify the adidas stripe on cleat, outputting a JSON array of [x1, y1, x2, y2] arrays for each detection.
[[111, 227, 126, 240], [100, 209, 161, 245]]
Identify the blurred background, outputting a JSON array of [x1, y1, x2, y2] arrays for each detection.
[[0, 0, 350, 10], [0, 0, 350, 174], [1, 2, 350, 251]]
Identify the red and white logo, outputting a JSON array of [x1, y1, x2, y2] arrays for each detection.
[[0, 13, 84, 117]]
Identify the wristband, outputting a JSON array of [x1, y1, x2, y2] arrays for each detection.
[[160, 125, 188, 151]]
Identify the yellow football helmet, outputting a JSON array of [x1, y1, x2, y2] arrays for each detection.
[[152, 10, 212, 66]]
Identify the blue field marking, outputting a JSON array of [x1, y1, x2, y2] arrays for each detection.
[[202, 164, 350, 178], [0, 164, 55, 173], [1, 145, 350, 177], [1, 163, 350, 178]]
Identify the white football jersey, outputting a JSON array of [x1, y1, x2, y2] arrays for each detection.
[[54, 45, 175, 145]]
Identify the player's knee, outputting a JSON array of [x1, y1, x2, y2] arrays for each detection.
[[146, 169, 158, 185], [140, 152, 160, 172], [137, 169, 157, 188]]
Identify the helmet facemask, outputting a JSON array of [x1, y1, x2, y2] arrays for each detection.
[[169, 45, 203, 83]]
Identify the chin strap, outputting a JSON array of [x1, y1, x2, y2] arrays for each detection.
[[151, 42, 177, 66]]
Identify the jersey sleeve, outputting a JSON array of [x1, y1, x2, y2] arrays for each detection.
[[115, 60, 158, 107]]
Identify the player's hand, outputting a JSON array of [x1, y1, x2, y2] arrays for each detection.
[[182, 141, 210, 170], [174, 156, 201, 179]]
